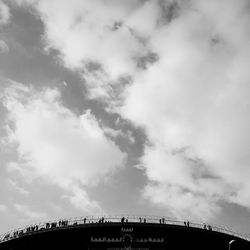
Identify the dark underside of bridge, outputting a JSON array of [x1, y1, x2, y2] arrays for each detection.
[[0, 223, 249, 250]]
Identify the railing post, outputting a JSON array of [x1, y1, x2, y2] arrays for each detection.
[[229, 239, 236, 250]]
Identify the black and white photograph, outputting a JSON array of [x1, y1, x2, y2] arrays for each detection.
[[0, 0, 250, 249]]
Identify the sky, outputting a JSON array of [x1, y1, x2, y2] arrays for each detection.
[[0, 0, 250, 237]]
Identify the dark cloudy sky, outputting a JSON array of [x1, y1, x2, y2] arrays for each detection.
[[0, 0, 250, 237]]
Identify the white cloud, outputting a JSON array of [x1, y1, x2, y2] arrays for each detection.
[[6, 162, 36, 183], [119, 0, 250, 219], [0, 204, 8, 212], [13, 0, 250, 220], [0, 40, 9, 53], [7, 178, 30, 196], [38, 0, 143, 76], [62, 184, 103, 214], [103, 126, 135, 144], [14, 0, 155, 99], [14, 203, 47, 220], [0, 1, 10, 25], [2, 83, 126, 212], [144, 183, 221, 220]]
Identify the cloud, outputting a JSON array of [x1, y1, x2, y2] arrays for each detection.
[[14, 203, 47, 220], [62, 185, 102, 214], [0, 204, 8, 212], [14, 0, 159, 99], [0, 1, 10, 25], [6, 162, 36, 183], [119, 0, 250, 219], [144, 183, 221, 220], [13, 0, 250, 220], [103, 126, 135, 144], [2, 83, 126, 213], [38, 0, 143, 76], [7, 178, 30, 196], [0, 40, 9, 53]]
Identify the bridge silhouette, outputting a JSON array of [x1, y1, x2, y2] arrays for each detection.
[[0, 215, 249, 249]]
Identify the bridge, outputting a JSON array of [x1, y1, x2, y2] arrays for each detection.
[[0, 215, 249, 249]]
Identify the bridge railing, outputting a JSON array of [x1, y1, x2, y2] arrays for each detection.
[[0, 214, 249, 243]]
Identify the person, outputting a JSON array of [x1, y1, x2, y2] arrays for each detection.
[[4, 234, 10, 240], [184, 221, 186, 226], [203, 224, 207, 230], [84, 217, 86, 224], [187, 221, 190, 227], [144, 218, 146, 223], [162, 218, 165, 224], [159, 219, 162, 224]]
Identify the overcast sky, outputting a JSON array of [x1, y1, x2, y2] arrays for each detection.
[[0, 0, 250, 236]]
